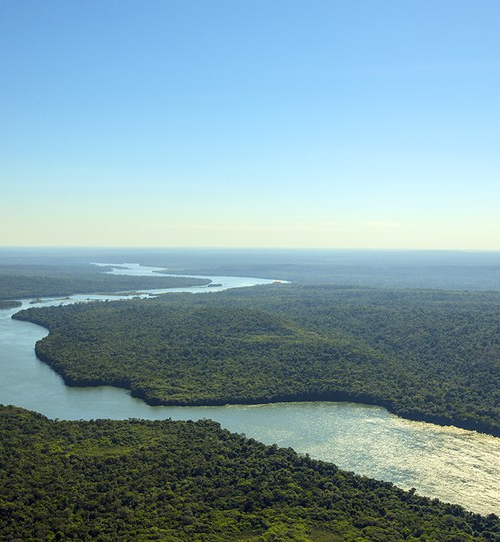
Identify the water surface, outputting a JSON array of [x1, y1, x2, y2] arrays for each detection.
[[1, 263, 499, 516]]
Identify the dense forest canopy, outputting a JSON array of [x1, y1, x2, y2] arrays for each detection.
[[14, 283, 500, 435], [5, 251, 500, 539], [1, 405, 499, 541]]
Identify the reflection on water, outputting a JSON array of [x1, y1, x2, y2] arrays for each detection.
[[219, 402, 500, 516], [1, 264, 500, 516]]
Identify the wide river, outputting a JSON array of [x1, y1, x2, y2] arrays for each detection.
[[1, 263, 499, 516]]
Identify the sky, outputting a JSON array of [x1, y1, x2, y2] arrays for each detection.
[[1, 0, 499, 249]]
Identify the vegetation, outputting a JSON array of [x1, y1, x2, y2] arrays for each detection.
[[0, 263, 210, 300], [0, 299, 22, 309], [14, 283, 500, 435], [1, 405, 499, 541], [147, 251, 500, 291]]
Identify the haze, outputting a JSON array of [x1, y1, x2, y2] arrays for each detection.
[[1, 1, 499, 249]]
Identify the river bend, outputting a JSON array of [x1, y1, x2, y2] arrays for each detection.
[[1, 263, 499, 515]]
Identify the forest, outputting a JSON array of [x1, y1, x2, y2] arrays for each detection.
[[0, 299, 22, 309], [13, 283, 500, 435], [148, 250, 500, 291], [0, 263, 210, 301], [1, 405, 499, 541]]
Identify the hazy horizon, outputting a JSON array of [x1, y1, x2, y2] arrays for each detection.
[[2, 1, 499, 250], [2, 246, 500, 253]]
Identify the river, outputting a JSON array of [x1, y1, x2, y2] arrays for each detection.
[[1, 263, 499, 516]]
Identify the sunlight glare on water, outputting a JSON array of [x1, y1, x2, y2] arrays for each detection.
[[205, 402, 500, 516], [1, 263, 499, 516]]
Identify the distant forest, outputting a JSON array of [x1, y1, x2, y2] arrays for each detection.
[[1, 405, 499, 541], [0, 299, 22, 309], [4, 253, 500, 539], [3, 248, 500, 291], [137, 249, 500, 291], [0, 263, 210, 301], [14, 283, 500, 435]]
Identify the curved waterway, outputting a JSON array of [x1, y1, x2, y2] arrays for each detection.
[[1, 263, 500, 516]]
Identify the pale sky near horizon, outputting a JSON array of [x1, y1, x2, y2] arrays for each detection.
[[1, 1, 499, 249]]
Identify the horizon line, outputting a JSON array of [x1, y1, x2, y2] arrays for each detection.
[[1, 246, 500, 253]]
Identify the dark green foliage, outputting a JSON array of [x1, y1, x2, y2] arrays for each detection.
[[0, 263, 210, 300], [14, 283, 500, 435], [1, 405, 499, 541]]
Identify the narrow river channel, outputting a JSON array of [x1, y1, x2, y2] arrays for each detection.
[[1, 263, 499, 516]]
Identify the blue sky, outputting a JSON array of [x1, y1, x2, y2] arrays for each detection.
[[1, 0, 499, 248]]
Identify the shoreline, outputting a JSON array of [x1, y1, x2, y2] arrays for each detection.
[[30, 339, 500, 438]]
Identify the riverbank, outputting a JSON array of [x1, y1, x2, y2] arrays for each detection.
[[4, 263, 500, 515], [4, 300, 500, 514], [27, 341, 500, 438], [4, 404, 499, 541], [14, 286, 500, 440], [0, 299, 22, 309]]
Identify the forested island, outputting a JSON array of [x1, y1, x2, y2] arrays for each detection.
[[13, 283, 500, 436], [1, 405, 499, 541]]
